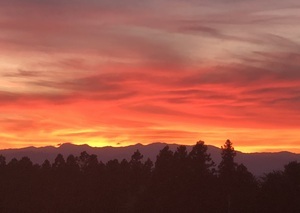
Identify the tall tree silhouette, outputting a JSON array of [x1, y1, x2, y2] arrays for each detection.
[[189, 141, 215, 176], [52, 154, 66, 170], [151, 145, 176, 212], [66, 154, 80, 173], [188, 141, 218, 212], [130, 149, 144, 178], [129, 149, 144, 190], [219, 139, 237, 180], [233, 163, 258, 213], [174, 145, 189, 183], [218, 139, 237, 213], [42, 159, 51, 170], [78, 151, 98, 174], [154, 145, 174, 177]]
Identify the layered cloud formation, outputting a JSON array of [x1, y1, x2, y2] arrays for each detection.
[[1, 0, 300, 152]]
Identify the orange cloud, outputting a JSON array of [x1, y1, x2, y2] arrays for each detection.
[[0, 0, 300, 152]]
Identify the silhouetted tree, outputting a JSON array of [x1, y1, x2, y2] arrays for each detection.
[[7, 158, 18, 169], [171, 145, 190, 211], [188, 141, 218, 212], [218, 140, 259, 213], [151, 146, 176, 211], [78, 151, 98, 173], [174, 145, 188, 162], [189, 141, 215, 176], [219, 139, 237, 181], [130, 149, 143, 178], [42, 159, 51, 170], [218, 139, 237, 213], [233, 163, 258, 213], [154, 145, 174, 177], [130, 149, 144, 183], [52, 154, 66, 170], [19, 157, 33, 169], [284, 161, 300, 186]]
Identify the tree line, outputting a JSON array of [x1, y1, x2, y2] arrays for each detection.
[[0, 140, 299, 213]]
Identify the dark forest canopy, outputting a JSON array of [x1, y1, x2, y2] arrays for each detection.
[[0, 140, 299, 213]]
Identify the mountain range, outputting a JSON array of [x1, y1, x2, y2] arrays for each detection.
[[0, 142, 299, 176]]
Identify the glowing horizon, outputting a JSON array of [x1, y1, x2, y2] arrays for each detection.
[[1, 0, 300, 153]]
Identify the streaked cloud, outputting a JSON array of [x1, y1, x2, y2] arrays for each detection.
[[1, 0, 300, 152]]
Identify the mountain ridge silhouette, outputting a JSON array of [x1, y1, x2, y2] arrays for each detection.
[[1, 142, 299, 176]]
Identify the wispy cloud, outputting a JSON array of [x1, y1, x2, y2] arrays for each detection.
[[1, 0, 300, 151]]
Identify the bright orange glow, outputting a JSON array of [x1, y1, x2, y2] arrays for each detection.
[[0, 0, 300, 152]]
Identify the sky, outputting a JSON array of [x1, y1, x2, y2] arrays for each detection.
[[0, 0, 300, 152]]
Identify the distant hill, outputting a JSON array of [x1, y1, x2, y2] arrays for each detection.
[[0, 143, 299, 176]]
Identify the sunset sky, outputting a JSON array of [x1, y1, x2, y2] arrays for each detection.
[[1, 0, 300, 152]]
